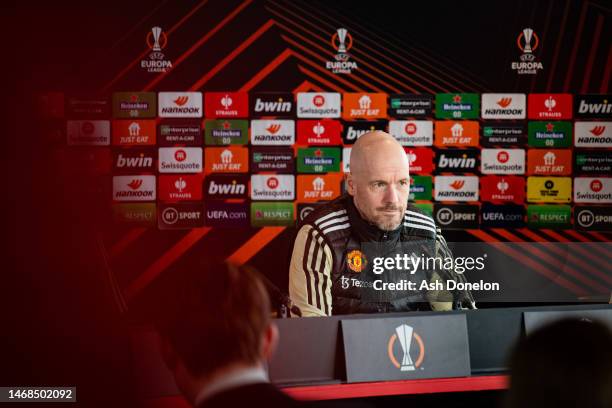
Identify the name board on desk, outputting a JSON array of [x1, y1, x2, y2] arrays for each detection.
[[524, 308, 612, 334], [341, 314, 470, 383]]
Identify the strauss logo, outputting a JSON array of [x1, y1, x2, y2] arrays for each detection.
[[174, 177, 187, 192], [173, 96, 189, 106], [313, 122, 325, 137], [266, 124, 281, 134], [450, 180, 465, 190], [589, 126, 606, 136], [497, 178, 509, 193], [544, 96, 556, 111], [221, 94, 233, 109], [128, 179, 143, 190], [496, 97, 512, 108]]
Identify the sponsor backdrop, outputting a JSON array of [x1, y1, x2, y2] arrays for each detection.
[[39, 0, 611, 309]]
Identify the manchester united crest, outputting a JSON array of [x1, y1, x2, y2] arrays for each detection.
[[346, 250, 367, 273]]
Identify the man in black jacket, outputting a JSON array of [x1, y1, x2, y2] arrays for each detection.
[[289, 131, 475, 316]]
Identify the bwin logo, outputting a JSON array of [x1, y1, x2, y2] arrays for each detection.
[[346, 125, 377, 141], [438, 153, 475, 169], [116, 153, 153, 168], [254, 97, 292, 113], [208, 180, 246, 196]]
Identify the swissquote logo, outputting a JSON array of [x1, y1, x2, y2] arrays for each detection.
[[250, 120, 295, 145], [141, 26, 172, 73], [481, 94, 526, 119], [158, 147, 202, 173], [326, 28, 358, 74], [573, 177, 612, 203], [480, 149, 525, 174], [574, 122, 612, 147], [511, 28, 543, 74], [113, 175, 156, 201], [250, 175, 295, 201], [434, 176, 479, 201], [67, 120, 110, 146], [297, 93, 341, 118], [389, 121, 433, 146], [387, 325, 425, 372], [158, 92, 202, 117]]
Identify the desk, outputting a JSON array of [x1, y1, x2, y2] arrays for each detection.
[[131, 304, 611, 405]]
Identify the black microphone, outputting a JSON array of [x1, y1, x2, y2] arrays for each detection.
[[243, 266, 302, 318]]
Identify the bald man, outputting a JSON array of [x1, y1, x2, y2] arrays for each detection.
[[288, 131, 475, 316]]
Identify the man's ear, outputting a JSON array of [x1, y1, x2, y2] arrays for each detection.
[[346, 173, 355, 196], [159, 334, 178, 371], [261, 322, 279, 361]]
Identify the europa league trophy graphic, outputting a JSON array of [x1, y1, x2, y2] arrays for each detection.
[[336, 28, 348, 53], [522, 28, 534, 53], [395, 324, 415, 371], [151, 26, 162, 51], [520, 28, 536, 62]]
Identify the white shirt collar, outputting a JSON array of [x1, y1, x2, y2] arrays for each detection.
[[193, 365, 269, 406]]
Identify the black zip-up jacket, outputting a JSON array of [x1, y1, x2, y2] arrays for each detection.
[[288, 194, 476, 316]]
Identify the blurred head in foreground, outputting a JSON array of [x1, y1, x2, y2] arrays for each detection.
[[505, 317, 612, 408], [156, 261, 278, 406]]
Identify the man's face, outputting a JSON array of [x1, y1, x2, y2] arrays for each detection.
[[348, 150, 410, 231]]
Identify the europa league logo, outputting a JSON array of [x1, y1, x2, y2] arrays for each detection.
[[147, 26, 168, 59], [332, 28, 353, 62], [517, 28, 539, 62], [151, 26, 162, 51], [388, 324, 425, 372]]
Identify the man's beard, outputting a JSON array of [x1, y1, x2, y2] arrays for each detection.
[[371, 205, 405, 231]]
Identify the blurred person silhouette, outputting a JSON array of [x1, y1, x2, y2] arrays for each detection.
[[504, 317, 612, 408], [155, 260, 369, 408]]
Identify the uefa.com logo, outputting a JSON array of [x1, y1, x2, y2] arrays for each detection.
[[141, 26, 173, 73], [511, 28, 543, 75], [326, 28, 358, 74]]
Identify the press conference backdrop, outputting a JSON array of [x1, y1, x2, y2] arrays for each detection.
[[39, 0, 611, 310]]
